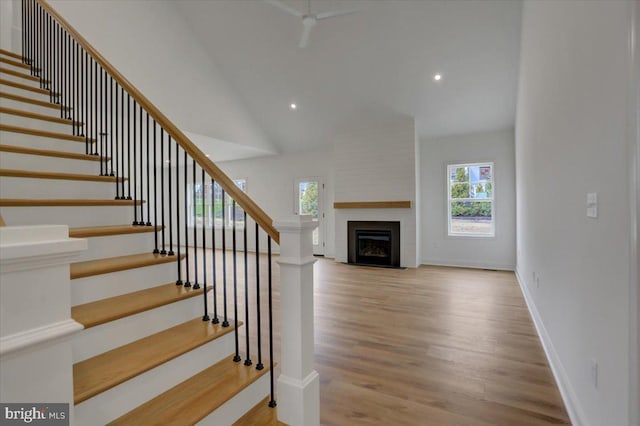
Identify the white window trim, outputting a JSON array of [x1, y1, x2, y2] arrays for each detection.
[[447, 162, 495, 238]]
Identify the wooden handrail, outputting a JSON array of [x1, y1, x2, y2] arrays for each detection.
[[37, 0, 279, 244]]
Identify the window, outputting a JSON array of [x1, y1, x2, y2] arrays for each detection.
[[447, 163, 494, 236], [188, 178, 246, 228]]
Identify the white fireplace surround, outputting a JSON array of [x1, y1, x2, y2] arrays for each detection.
[[334, 208, 417, 268]]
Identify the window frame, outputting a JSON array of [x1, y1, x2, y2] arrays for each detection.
[[446, 162, 495, 238], [188, 178, 247, 229]]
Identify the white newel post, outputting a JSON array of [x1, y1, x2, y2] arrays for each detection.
[[273, 216, 320, 426], [0, 226, 86, 421]]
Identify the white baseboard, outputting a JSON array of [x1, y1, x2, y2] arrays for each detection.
[[514, 268, 588, 426], [421, 258, 514, 271]]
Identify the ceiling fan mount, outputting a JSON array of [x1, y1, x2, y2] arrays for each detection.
[[264, 0, 358, 48]]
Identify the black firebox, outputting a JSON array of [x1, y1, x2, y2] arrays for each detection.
[[348, 221, 400, 268]]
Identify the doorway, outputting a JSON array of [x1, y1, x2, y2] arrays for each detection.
[[294, 177, 324, 255]]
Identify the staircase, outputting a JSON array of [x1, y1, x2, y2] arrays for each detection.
[[0, 45, 277, 426]]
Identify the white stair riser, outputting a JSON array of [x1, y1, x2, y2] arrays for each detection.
[[0, 129, 88, 154], [0, 83, 54, 103], [0, 150, 101, 174], [73, 295, 204, 362], [74, 333, 236, 426], [0, 95, 67, 117], [76, 231, 157, 262], [0, 60, 35, 74], [0, 176, 118, 199], [198, 374, 270, 426], [0, 205, 136, 227], [1, 112, 80, 134], [72, 261, 179, 305], [0, 70, 43, 87]]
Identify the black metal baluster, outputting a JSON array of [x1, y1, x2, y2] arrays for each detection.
[[211, 178, 219, 323], [74, 42, 79, 135], [201, 168, 209, 321], [268, 236, 276, 408], [127, 95, 132, 201], [139, 105, 144, 224], [58, 27, 63, 113], [21, 0, 25, 63], [168, 136, 174, 255], [183, 150, 191, 288], [84, 51, 88, 152], [67, 32, 71, 119], [101, 65, 106, 167], [233, 200, 240, 362], [192, 161, 199, 289], [255, 222, 264, 371], [145, 113, 151, 226], [132, 101, 138, 225], [175, 141, 182, 285], [110, 77, 114, 176], [115, 81, 120, 199], [222, 190, 229, 327], [152, 122, 158, 252], [93, 59, 97, 154], [123, 89, 128, 199], [160, 127, 167, 256], [98, 67, 104, 176], [47, 15, 52, 101], [244, 211, 252, 366], [160, 128, 166, 254]]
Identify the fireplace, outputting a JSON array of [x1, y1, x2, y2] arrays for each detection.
[[348, 221, 400, 267]]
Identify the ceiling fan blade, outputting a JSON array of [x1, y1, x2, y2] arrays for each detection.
[[315, 8, 358, 20], [264, 0, 303, 17], [299, 23, 313, 48]]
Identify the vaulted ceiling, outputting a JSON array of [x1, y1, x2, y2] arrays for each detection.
[[174, 0, 522, 153]]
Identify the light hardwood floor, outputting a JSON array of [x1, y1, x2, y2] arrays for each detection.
[[190, 251, 570, 425]]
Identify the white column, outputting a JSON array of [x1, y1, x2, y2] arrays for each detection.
[[273, 216, 320, 426], [0, 225, 86, 420]]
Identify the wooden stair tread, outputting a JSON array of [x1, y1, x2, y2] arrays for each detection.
[[0, 168, 124, 182], [69, 224, 160, 238], [0, 56, 31, 70], [233, 396, 286, 426], [70, 252, 183, 280], [0, 49, 24, 61], [0, 124, 89, 143], [109, 355, 270, 425], [0, 67, 42, 83], [73, 318, 236, 404], [0, 144, 102, 161], [0, 199, 141, 207], [0, 106, 81, 126], [72, 282, 203, 328], [0, 92, 66, 110]]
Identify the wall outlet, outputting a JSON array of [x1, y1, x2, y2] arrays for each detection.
[[591, 358, 598, 388]]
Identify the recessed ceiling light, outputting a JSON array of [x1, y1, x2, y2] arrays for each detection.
[[206, 154, 210, 158], [290, 103, 297, 110], [165, 160, 170, 164], [434, 74, 442, 81]]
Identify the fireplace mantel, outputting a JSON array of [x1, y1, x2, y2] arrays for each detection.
[[333, 201, 412, 209]]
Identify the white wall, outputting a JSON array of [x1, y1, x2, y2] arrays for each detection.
[[420, 129, 516, 270], [333, 115, 418, 267], [48, 0, 276, 155], [516, 1, 634, 425]]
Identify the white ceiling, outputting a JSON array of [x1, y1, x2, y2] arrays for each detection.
[[174, 0, 522, 153]]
